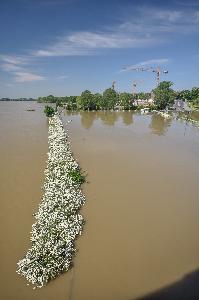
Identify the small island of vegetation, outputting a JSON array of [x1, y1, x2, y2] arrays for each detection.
[[17, 113, 86, 288]]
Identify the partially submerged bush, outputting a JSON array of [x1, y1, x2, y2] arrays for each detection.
[[44, 106, 55, 117], [68, 168, 86, 185]]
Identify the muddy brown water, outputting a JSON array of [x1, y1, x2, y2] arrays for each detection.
[[1, 103, 199, 300]]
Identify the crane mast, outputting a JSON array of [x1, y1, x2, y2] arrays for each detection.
[[112, 81, 116, 90], [132, 79, 143, 94]]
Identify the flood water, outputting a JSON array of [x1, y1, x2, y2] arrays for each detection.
[[1, 103, 199, 300]]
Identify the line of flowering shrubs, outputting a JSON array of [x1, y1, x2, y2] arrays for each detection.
[[17, 114, 85, 288], [176, 114, 199, 128]]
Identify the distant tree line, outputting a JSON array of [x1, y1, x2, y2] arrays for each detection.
[[0, 97, 36, 101], [38, 83, 199, 111], [38, 88, 151, 111], [176, 87, 199, 109]]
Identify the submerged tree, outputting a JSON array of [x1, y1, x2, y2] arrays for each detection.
[[153, 81, 175, 109], [119, 92, 133, 110], [93, 93, 103, 110], [44, 106, 55, 117], [77, 90, 95, 110], [102, 88, 118, 110], [66, 96, 77, 110], [176, 90, 191, 101], [191, 87, 199, 100]]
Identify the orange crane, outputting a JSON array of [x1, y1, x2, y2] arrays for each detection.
[[123, 65, 168, 86]]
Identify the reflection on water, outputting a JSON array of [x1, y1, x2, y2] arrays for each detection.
[[1, 104, 199, 300], [66, 111, 134, 129], [149, 114, 172, 136], [98, 111, 119, 126], [63, 110, 199, 300], [66, 111, 172, 135], [65, 110, 199, 134], [190, 111, 199, 121], [80, 111, 97, 129], [121, 111, 134, 125]]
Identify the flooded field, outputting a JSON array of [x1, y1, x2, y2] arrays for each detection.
[[0, 102, 71, 300], [1, 103, 199, 300]]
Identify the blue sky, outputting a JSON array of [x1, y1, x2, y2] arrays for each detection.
[[0, 0, 199, 98]]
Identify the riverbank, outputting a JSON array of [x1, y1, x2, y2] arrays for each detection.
[[17, 114, 85, 288]]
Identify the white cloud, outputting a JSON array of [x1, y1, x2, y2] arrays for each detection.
[[56, 75, 69, 80], [14, 72, 46, 82], [1, 63, 23, 72], [6, 83, 15, 87], [0, 54, 28, 65], [136, 58, 170, 66], [30, 6, 199, 58], [32, 31, 155, 57], [0, 54, 45, 82], [121, 7, 199, 35], [175, 0, 199, 7], [1, 4, 199, 86]]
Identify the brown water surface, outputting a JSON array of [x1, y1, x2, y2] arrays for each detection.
[[1, 104, 199, 300], [0, 102, 71, 300], [62, 111, 199, 300]]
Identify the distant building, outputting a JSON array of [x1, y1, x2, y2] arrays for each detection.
[[173, 99, 191, 112], [133, 98, 154, 107], [148, 98, 154, 105]]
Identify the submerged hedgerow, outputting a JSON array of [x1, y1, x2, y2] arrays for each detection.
[[17, 114, 86, 288]]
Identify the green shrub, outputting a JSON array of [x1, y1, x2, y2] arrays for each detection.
[[68, 168, 86, 185], [44, 106, 55, 117]]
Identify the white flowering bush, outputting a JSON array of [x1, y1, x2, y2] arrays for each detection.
[[17, 115, 85, 288], [177, 114, 199, 128]]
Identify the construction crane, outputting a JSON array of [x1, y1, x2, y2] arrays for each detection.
[[132, 79, 143, 94], [122, 65, 168, 86], [152, 67, 168, 86], [112, 81, 116, 90]]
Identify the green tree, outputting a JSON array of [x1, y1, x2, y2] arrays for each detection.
[[153, 81, 175, 110], [119, 92, 133, 110], [176, 90, 191, 101], [93, 93, 103, 110], [133, 92, 151, 100], [192, 97, 199, 108], [44, 106, 55, 117], [102, 88, 118, 110], [46, 95, 56, 103], [37, 97, 43, 103], [67, 96, 77, 110], [77, 90, 94, 110], [191, 87, 199, 101]]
